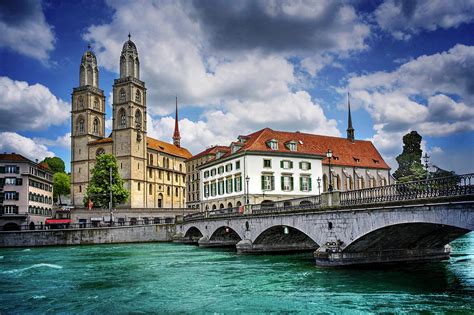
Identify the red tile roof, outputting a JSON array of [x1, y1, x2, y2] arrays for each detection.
[[187, 145, 230, 162], [89, 137, 113, 145], [207, 128, 390, 170], [0, 153, 53, 172]]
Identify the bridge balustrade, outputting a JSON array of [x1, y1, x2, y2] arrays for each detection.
[[251, 195, 321, 215], [340, 173, 474, 206]]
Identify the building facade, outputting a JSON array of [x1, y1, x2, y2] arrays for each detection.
[[70, 37, 191, 210], [186, 146, 229, 209], [0, 153, 54, 231]]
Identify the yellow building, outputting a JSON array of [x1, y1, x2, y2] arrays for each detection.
[[70, 37, 191, 209]]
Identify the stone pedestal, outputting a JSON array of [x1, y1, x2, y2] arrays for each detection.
[[314, 245, 451, 267]]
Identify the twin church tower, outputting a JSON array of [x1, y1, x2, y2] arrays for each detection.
[[71, 36, 191, 209]]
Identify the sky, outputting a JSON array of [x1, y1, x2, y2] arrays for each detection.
[[0, 0, 473, 174]]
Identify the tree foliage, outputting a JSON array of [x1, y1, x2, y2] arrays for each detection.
[[393, 131, 427, 182], [42, 157, 65, 174], [83, 154, 129, 208], [53, 172, 70, 205]]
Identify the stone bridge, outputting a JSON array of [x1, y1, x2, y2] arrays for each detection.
[[177, 174, 474, 266]]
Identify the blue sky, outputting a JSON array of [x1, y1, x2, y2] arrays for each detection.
[[0, 0, 473, 174]]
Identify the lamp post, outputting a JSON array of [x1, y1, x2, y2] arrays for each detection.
[[423, 153, 430, 181], [326, 149, 333, 192], [317, 177, 321, 195], [109, 166, 113, 226], [245, 176, 250, 206]]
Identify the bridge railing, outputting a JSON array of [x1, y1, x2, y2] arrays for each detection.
[[208, 207, 242, 217], [340, 173, 474, 206], [251, 195, 321, 215]]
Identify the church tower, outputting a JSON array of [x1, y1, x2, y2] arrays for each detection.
[[71, 45, 106, 206], [347, 93, 355, 142], [112, 34, 147, 207]]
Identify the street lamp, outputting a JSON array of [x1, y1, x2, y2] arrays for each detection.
[[423, 153, 430, 181], [326, 149, 333, 192], [245, 176, 250, 205], [317, 177, 321, 195]]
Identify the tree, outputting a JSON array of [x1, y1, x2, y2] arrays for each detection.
[[53, 172, 70, 205], [42, 157, 65, 174], [83, 154, 129, 208], [393, 131, 427, 182]]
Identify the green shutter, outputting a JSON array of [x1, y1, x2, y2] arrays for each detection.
[[281, 176, 284, 190], [308, 163, 311, 170], [300, 177, 303, 191], [290, 177, 294, 190], [299, 162, 302, 169], [289, 161, 293, 168], [309, 177, 312, 191], [271, 176, 274, 190], [261, 175, 265, 190], [280, 161, 284, 168]]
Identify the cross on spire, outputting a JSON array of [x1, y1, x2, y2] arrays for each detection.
[[128, 32, 131, 40], [347, 92, 355, 142]]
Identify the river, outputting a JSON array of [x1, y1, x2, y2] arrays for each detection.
[[1, 233, 473, 313]]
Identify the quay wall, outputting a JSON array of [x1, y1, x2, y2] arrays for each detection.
[[0, 224, 175, 248]]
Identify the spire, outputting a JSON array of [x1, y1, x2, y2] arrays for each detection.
[[128, 32, 131, 41], [347, 92, 355, 142], [173, 95, 181, 147]]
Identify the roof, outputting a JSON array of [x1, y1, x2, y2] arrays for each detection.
[[0, 153, 53, 172], [204, 128, 390, 170], [187, 146, 230, 162], [146, 137, 192, 159], [89, 137, 113, 145]]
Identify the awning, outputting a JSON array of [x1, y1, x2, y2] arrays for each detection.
[[45, 219, 71, 224], [91, 217, 103, 221]]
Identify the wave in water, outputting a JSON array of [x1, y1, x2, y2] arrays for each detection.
[[2, 263, 63, 274]]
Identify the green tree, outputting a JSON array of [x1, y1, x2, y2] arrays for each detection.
[[53, 172, 70, 205], [83, 154, 129, 208], [42, 157, 65, 174], [393, 131, 427, 182]]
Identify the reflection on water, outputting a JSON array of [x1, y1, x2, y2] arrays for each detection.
[[0, 232, 473, 313]]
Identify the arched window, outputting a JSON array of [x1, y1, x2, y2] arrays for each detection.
[[119, 108, 126, 127], [335, 174, 341, 190], [150, 154, 154, 165], [135, 90, 141, 103], [96, 148, 105, 156], [219, 203, 224, 209], [175, 187, 179, 197], [345, 176, 353, 191], [149, 184, 153, 195], [119, 88, 126, 102], [167, 186, 170, 196], [135, 109, 142, 128], [212, 204, 217, 210], [381, 178, 387, 186], [138, 182, 141, 191], [128, 56, 134, 77], [78, 96, 84, 109], [77, 117, 85, 134], [93, 118, 99, 134], [94, 97, 99, 110]]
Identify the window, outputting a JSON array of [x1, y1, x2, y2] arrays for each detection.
[[226, 178, 233, 194], [281, 175, 293, 191], [261, 174, 274, 191], [267, 139, 278, 150], [93, 118, 99, 134], [299, 161, 311, 170], [218, 166, 224, 174], [286, 141, 297, 151], [135, 90, 141, 103], [225, 163, 233, 172], [166, 172, 170, 181], [300, 176, 311, 192], [5, 178, 16, 185], [210, 169, 216, 176], [94, 97, 99, 110], [79, 185, 82, 193], [149, 154, 154, 165], [149, 168, 152, 178], [135, 109, 142, 128], [204, 170, 209, 178], [235, 161, 240, 170], [119, 108, 126, 127], [211, 182, 217, 196], [78, 117, 85, 134], [263, 159, 272, 168], [4, 191, 18, 200], [119, 88, 126, 102], [218, 180, 224, 195], [96, 148, 105, 156], [175, 187, 179, 197], [345, 176, 353, 190], [77, 96, 84, 109], [3, 205, 18, 214], [167, 186, 171, 196], [234, 176, 242, 192], [280, 160, 293, 169], [5, 165, 19, 173], [204, 183, 210, 198], [138, 182, 141, 191]]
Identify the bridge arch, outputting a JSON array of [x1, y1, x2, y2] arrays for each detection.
[[343, 222, 471, 253], [209, 226, 242, 242], [252, 225, 319, 253], [183, 226, 204, 243]]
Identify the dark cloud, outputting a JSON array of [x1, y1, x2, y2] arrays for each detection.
[[190, 0, 367, 53], [0, 0, 40, 25]]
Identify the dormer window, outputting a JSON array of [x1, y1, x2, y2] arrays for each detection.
[[373, 159, 379, 164], [333, 156, 339, 161], [267, 139, 278, 150], [353, 157, 360, 163], [285, 141, 297, 151], [216, 151, 224, 159]]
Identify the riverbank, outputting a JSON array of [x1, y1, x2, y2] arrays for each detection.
[[0, 224, 174, 247]]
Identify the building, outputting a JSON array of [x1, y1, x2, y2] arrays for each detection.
[[198, 101, 391, 210], [70, 37, 192, 210], [185, 146, 230, 209], [0, 153, 54, 231]]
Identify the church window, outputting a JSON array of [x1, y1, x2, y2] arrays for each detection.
[[167, 186, 170, 196], [149, 168, 152, 178], [79, 185, 82, 193], [78, 96, 84, 109], [119, 88, 126, 102], [175, 187, 179, 197], [135, 90, 141, 103], [135, 109, 142, 128], [93, 118, 99, 135], [96, 148, 105, 156], [150, 154, 153, 165], [77, 117, 85, 134], [149, 184, 152, 195], [94, 98, 99, 110], [119, 108, 126, 128], [138, 182, 141, 191]]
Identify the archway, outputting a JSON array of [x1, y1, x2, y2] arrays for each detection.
[[183, 226, 203, 244], [261, 200, 275, 208], [219, 203, 224, 209], [212, 204, 217, 210], [2, 222, 20, 231], [227, 202, 233, 208], [207, 226, 242, 247], [252, 225, 318, 253], [29, 222, 36, 230]]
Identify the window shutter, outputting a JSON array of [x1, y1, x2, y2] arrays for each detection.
[[15, 192, 19, 200], [16, 178, 22, 186], [280, 161, 284, 168], [271, 176, 275, 190], [234, 178, 237, 191], [16, 166, 20, 174], [0, 166, 4, 173], [261, 175, 265, 190], [289, 161, 293, 168], [309, 178, 312, 191], [300, 177, 303, 191], [308, 163, 311, 170], [290, 177, 294, 190], [281, 176, 284, 190], [299, 162, 302, 169]]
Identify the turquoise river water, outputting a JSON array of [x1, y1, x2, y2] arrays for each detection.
[[1, 233, 473, 314]]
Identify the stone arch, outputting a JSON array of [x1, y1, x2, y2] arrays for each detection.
[[2, 222, 20, 231], [86, 65, 93, 86], [184, 226, 203, 241], [78, 96, 84, 109], [209, 226, 243, 244], [236, 201, 242, 207], [120, 56, 126, 77], [80, 65, 86, 86], [212, 204, 217, 210], [219, 203, 224, 209], [135, 89, 141, 103], [227, 202, 233, 208], [343, 222, 470, 253], [29, 222, 36, 230], [128, 56, 134, 77], [157, 193, 163, 208], [252, 225, 318, 253], [261, 200, 275, 208], [135, 57, 140, 79], [94, 97, 99, 110]]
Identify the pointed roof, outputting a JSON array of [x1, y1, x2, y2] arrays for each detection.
[[347, 93, 355, 141], [173, 96, 181, 147]]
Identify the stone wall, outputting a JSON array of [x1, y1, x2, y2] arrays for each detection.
[[0, 224, 175, 248]]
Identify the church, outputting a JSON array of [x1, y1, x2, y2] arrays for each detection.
[[70, 36, 191, 209]]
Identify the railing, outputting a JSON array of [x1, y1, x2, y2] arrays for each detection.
[[340, 173, 474, 206], [209, 207, 241, 217], [251, 195, 321, 215]]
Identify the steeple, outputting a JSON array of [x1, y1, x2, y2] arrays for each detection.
[[347, 92, 355, 142], [79, 44, 98, 87], [173, 96, 181, 147], [120, 33, 140, 79]]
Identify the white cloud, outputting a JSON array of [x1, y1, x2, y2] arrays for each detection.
[[0, 132, 55, 161], [0, 1, 55, 62], [34, 133, 71, 149], [374, 0, 474, 40], [0, 76, 70, 132]]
